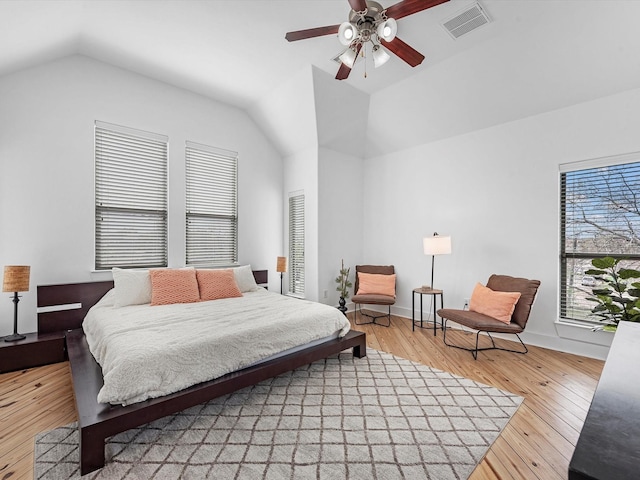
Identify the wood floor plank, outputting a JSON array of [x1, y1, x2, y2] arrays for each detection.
[[0, 313, 604, 479], [347, 312, 603, 479]]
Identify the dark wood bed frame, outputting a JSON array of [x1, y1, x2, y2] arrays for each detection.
[[37, 271, 366, 475]]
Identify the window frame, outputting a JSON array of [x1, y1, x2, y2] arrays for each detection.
[[94, 121, 168, 270], [288, 192, 305, 297], [559, 152, 640, 324], [185, 141, 238, 267]]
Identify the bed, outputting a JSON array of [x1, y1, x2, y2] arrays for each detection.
[[37, 269, 366, 475]]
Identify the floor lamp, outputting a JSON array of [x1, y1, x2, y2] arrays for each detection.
[[276, 257, 287, 294], [423, 233, 451, 289], [3, 265, 30, 342]]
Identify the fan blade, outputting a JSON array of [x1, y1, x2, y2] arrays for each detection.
[[285, 24, 340, 42], [381, 37, 425, 67], [335, 63, 352, 81], [348, 0, 368, 12], [385, 0, 450, 21], [336, 44, 362, 80]]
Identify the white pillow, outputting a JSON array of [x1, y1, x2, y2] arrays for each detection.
[[112, 268, 152, 307], [233, 265, 259, 292], [96, 288, 116, 308]]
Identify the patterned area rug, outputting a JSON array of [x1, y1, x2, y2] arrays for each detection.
[[34, 349, 522, 479]]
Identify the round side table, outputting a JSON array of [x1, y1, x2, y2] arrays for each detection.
[[412, 287, 444, 335]]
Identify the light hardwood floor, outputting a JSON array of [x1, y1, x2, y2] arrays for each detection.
[[0, 313, 603, 479]]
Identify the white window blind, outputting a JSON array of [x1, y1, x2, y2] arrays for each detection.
[[95, 121, 168, 270], [560, 158, 640, 322], [289, 193, 305, 296], [185, 141, 238, 266]]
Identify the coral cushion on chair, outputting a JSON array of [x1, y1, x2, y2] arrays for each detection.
[[469, 282, 521, 324], [196, 269, 243, 301], [150, 269, 200, 306], [356, 272, 396, 297]]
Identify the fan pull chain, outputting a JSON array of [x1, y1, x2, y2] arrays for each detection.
[[362, 43, 367, 78]]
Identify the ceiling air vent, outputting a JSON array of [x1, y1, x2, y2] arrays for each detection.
[[442, 2, 490, 39]]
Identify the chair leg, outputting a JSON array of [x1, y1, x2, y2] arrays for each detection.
[[354, 304, 391, 327], [442, 319, 528, 360], [486, 332, 528, 355]]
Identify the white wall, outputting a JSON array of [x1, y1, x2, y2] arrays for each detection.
[[255, 66, 368, 304], [313, 67, 366, 307], [318, 147, 364, 308], [0, 55, 283, 335], [364, 85, 640, 360], [249, 66, 317, 159], [251, 66, 321, 299]]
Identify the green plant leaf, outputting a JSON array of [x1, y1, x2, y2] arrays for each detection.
[[592, 257, 617, 269], [619, 268, 640, 279], [584, 269, 607, 276], [617, 297, 635, 305], [591, 288, 613, 296]]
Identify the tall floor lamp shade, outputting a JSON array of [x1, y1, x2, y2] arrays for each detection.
[[3, 265, 30, 342], [276, 257, 287, 294], [423, 233, 451, 289]]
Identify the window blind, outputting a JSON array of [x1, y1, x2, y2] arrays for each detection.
[[560, 160, 640, 321], [185, 141, 238, 266], [289, 193, 305, 296], [95, 121, 168, 270]]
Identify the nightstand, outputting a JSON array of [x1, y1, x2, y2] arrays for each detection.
[[0, 331, 66, 373]]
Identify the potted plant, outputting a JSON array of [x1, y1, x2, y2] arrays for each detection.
[[585, 256, 640, 331], [335, 259, 352, 316]]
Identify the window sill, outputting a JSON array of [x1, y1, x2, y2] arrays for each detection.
[[555, 319, 615, 348], [286, 293, 305, 300]]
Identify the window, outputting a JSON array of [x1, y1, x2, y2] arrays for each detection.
[[185, 141, 238, 266], [560, 157, 640, 322], [288, 192, 305, 296], [95, 121, 168, 269]]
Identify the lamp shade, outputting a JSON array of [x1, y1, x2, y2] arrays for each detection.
[[377, 18, 397, 42], [338, 22, 358, 46], [423, 235, 451, 256], [3, 265, 30, 292], [276, 257, 287, 273], [372, 45, 391, 68], [338, 47, 358, 68]]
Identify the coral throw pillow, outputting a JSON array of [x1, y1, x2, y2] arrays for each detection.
[[197, 269, 243, 301], [469, 283, 521, 324], [150, 269, 200, 306], [357, 272, 396, 297]]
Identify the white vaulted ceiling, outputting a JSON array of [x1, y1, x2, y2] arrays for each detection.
[[2, 1, 640, 155]]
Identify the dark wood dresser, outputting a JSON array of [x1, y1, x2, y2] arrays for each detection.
[[569, 321, 640, 480]]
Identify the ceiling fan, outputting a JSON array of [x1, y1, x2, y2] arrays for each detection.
[[285, 0, 450, 80]]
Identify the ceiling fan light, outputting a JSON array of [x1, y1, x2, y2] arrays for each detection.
[[338, 47, 358, 69], [377, 18, 397, 42], [338, 22, 358, 46], [372, 45, 391, 68]]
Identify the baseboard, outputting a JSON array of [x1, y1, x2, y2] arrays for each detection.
[[359, 305, 609, 360]]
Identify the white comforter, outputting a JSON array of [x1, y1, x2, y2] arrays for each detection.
[[83, 289, 350, 406]]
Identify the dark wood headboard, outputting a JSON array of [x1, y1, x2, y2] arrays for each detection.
[[37, 269, 269, 334]]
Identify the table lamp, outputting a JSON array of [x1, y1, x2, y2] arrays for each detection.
[[3, 265, 30, 342], [276, 256, 287, 294], [423, 233, 451, 289]]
